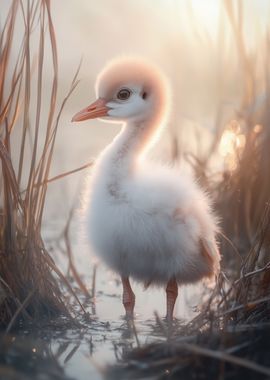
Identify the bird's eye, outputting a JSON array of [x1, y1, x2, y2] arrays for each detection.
[[117, 88, 131, 101], [142, 91, 147, 100]]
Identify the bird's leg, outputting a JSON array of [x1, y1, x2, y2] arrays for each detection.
[[166, 278, 178, 321], [121, 276, 135, 318]]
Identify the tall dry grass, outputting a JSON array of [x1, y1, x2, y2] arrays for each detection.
[[186, 0, 270, 330], [216, 0, 270, 252], [184, 0, 270, 256], [0, 0, 80, 328]]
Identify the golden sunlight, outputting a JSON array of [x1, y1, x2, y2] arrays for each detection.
[[219, 121, 246, 171], [189, 0, 220, 33]]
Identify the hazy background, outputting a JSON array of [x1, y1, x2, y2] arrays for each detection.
[[1, 0, 270, 227], [52, 0, 270, 221]]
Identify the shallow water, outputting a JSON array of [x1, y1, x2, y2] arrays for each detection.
[[1, 220, 210, 379], [1, 261, 210, 380]]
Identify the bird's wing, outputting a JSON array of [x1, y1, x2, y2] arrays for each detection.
[[173, 207, 185, 223], [200, 238, 220, 274]]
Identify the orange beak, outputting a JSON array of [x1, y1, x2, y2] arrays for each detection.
[[71, 98, 109, 122]]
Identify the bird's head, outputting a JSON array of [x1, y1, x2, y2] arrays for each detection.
[[72, 57, 170, 125]]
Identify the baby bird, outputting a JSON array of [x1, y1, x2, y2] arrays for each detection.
[[72, 57, 220, 320]]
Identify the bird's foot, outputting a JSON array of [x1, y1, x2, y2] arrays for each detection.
[[166, 278, 178, 321], [124, 310, 134, 320], [122, 276, 135, 319], [124, 299, 135, 320], [123, 296, 135, 319], [165, 313, 174, 323]]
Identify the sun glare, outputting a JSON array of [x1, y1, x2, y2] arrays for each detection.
[[219, 121, 246, 171], [189, 0, 220, 34]]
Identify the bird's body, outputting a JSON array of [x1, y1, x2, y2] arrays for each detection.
[[87, 132, 218, 286], [72, 57, 220, 319]]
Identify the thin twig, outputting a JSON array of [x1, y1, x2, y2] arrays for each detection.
[[5, 289, 36, 334], [175, 342, 270, 377]]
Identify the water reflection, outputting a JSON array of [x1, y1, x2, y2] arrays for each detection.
[[0, 227, 211, 380], [0, 330, 73, 380], [0, 263, 211, 380]]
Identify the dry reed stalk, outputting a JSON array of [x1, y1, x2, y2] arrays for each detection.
[[215, 0, 270, 249], [0, 0, 81, 328], [185, 0, 270, 254]]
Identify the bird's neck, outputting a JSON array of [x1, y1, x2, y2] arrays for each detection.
[[99, 120, 159, 182]]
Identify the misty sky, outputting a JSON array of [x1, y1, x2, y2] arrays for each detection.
[[1, 0, 270, 222]]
